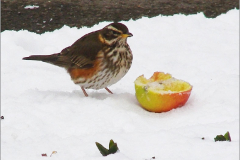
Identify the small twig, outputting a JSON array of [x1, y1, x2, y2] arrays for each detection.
[[50, 151, 57, 157]]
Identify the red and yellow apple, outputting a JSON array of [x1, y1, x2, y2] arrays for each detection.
[[134, 72, 192, 113]]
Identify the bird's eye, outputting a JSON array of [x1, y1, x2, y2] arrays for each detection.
[[112, 31, 119, 36], [104, 30, 120, 38]]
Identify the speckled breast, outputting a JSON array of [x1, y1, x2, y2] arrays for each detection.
[[73, 43, 132, 89]]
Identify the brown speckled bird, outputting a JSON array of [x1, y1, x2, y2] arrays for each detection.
[[23, 23, 133, 97]]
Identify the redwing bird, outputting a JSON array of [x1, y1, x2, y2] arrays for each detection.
[[23, 23, 133, 97]]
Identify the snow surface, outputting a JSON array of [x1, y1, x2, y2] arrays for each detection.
[[1, 9, 239, 160]]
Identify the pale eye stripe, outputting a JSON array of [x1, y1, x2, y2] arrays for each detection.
[[107, 26, 122, 33]]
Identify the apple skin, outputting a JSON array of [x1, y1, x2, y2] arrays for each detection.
[[135, 85, 192, 112], [134, 72, 192, 113]]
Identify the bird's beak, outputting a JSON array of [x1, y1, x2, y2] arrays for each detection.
[[122, 32, 133, 38]]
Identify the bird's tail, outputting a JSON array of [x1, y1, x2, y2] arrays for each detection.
[[23, 53, 70, 68], [23, 53, 59, 62]]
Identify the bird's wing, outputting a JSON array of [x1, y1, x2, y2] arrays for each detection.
[[58, 32, 103, 69]]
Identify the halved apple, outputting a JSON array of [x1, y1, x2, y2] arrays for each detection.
[[134, 72, 192, 113]]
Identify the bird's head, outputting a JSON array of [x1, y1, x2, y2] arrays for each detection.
[[99, 23, 133, 45]]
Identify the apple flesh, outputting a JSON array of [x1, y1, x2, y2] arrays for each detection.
[[134, 72, 192, 113]]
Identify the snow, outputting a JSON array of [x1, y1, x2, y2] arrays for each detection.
[[1, 9, 239, 160], [24, 5, 39, 9]]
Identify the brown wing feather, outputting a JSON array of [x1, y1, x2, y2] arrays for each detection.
[[58, 30, 103, 69]]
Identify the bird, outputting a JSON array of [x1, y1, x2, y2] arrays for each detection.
[[23, 23, 133, 97]]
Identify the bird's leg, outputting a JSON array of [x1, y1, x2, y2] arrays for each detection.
[[105, 87, 113, 94], [81, 87, 88, 97]]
